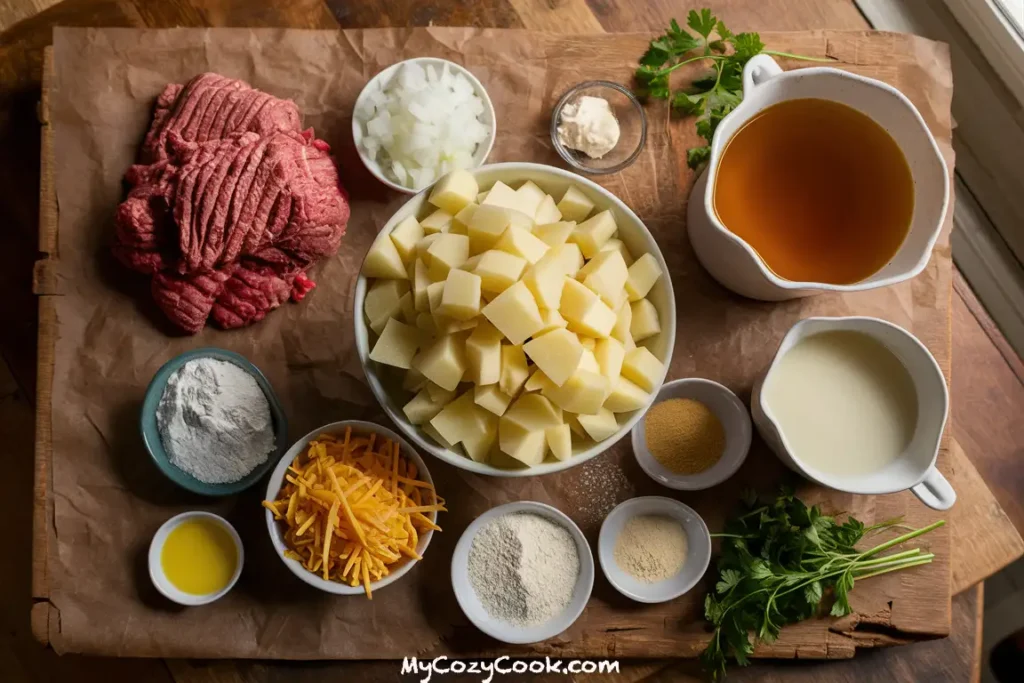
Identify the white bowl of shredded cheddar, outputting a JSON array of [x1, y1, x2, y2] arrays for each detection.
[[262, 420, 445, 597]]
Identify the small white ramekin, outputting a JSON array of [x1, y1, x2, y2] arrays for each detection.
[[148, 511, 244, 606]]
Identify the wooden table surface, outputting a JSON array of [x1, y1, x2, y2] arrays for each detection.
[[1, 1, 1023, 682]]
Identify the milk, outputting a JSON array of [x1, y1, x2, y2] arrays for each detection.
[[761, 330, 918, 477]]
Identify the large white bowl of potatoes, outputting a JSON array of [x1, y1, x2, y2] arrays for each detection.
[[355, 162, 675, 476]]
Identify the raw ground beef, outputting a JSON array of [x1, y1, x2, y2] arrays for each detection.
[[113, 73, 350, 333]]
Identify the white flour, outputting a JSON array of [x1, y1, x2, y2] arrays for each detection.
[[467, 512, 580, 627], [156, 358, 276, 484]]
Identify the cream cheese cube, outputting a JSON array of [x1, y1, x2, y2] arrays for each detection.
[[534, 194, 563, 224], [468, 204, 513, 254], [514, 181, 547, 217], [545, 423, 572, 461], [621, 346, 664, 392], [630, 298, 661, 342], [426, 233, 470, 281], [369, 317, 421, 369], [481, 281, 544, 345], [495, 225, 550, 264], [413, 334, 467, 391], [603, 376, 650, 412], [571, 210, 617, 258], [557, 185, 595, 222], [403, 388, 445, 425], [576, 408, 619, 441], [474, 383, 513, 416], [428, 169, 479, 215], [498, 343, 530, 396], [465, 321, 503, 385], [475, 249, 527, 293], [626, 253, 664, 302], [438, 269, 482, 321], [534, 221, 576, 247], [420, 209, 453, 235], [523, 328, 583, 387], [363, 231, 408, 279]]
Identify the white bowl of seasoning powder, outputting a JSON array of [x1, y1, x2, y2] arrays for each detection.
[[451, 501, 594, 645], [598, 496, 711, 603]]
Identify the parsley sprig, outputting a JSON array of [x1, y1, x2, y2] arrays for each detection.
[[636, 9, 833, 168], [702, 488, 944, 680]]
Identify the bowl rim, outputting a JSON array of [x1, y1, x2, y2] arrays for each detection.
[[597, 496, 712, 604], [351, 56, 497, 194], [148, 510, 244, 606], [263, 419, 436, 595], [354, 161, 677, 477], [140, 347, 289, 497], [631, 377, 752, 491], [450, 500, 595, 644], [550, 80, 648, 175]]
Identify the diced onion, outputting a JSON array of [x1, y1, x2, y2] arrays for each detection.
[[355, 62, 489, 190]]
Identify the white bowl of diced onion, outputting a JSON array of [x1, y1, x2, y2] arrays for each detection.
[[354, 162, 676, 477], [353, 58, 496, 193]]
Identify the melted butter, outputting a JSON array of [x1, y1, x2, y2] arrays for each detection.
[[161, 518, 237, 595]]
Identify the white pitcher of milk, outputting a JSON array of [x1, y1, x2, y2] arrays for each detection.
[[751, 317, 955, 510]]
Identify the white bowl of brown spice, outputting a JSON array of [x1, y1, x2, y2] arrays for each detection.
[[631, 378, 752, 490]]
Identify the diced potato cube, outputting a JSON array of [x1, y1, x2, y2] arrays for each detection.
[[428, 169, 479, 215], [557, 185, 595, 222], [604, 377, 650, 412], [580, 336, 596, 351], [499, 343, 530, 396], [524, 367, 558, 393], [536, 308, 568, 335], [594, 337, 625, 383], [580, 250, 628, 307], [560, 277, 600, 324], [576, 408, 619, 441], [468, 204, 512, 254], [522, 254, 566, 311], [416, 311, 439, 338], [515, 181, 547, 217], [611, 299, 632, 344], [424, 382, 455, 405], [422, 422, 455, 449], [427, 233, 470, 280], [403, 366, 428, 392], [482, 281, 544, 345], [624, 335, 636, 351], [476, 190, 489, 203], [438, 269, 482, 321], [363, 232, 408, 279], [369, 318, 421, 369], [626, 253, 664, 302], [578, 348, 601, 373], [599, 238, 634, 266], [389, 215, 424, 263], [523, 328, 583, 387], [434, 314, 479, 335], [426, 281, 445, 312], [498, 419, 547, 466], [430, 390, 489, 445], [453, 202, 478, 234], [505, 393, 563, 431], [571, 210, 617, 258], [462, 413, 498, 462], [474, 383, 513, 416], [420, 209, 453, 235], [365, 278, 409, 333], [621, 346, 664, 392], [564, 411, 586, 438], [403, 388, 444, 425], [544, 369, 610, 415], [413, 259, 431, 311], [546, 423, 572, 461], [475, 250, 527, 293], [496, 225, 549, 264], [398, 292, 417, 324], [507, 209, 536, 232], [481, 181, 520, 212], [568, 295, 615, 338], [413, 335, 466, 391], [630, 298, 661, 342], [548, 243, 584, 277], [465, 321, 503, 385], [534, 221, 576, 247], [534, 194, 562, 224], [461, 254, 483, 272], [416, 233, 442, 267]]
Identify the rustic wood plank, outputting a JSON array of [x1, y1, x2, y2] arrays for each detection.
[[583, 0, 868, 33], [508, 0, 605, 33]]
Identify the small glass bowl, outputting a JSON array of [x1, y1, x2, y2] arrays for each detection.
[[550, 80, 647, 175]]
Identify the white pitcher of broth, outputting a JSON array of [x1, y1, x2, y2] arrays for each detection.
[[751, 317, 955, 510], [687, 54, 949, 301]]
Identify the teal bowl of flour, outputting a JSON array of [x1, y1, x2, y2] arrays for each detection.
[[141, 347, 289, 496]]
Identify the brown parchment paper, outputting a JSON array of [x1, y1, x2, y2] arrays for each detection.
[[46, 27, 954, 659]]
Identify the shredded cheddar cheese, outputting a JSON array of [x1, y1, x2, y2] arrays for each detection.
[[262, 427, 445, 598]]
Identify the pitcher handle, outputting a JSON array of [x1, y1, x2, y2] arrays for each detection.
[[742, 54, 783, 93], [911, 468, 956, 510]]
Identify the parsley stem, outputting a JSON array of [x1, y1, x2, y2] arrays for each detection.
[[654, 53, 728, 77], [855, 520, 945, 561], [854, 557, 935, 581], [763, 50, 836, 63]]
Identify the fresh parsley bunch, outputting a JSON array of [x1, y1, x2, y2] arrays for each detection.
[[636, 9, 831, 168], [701, 488, 944, 680]]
